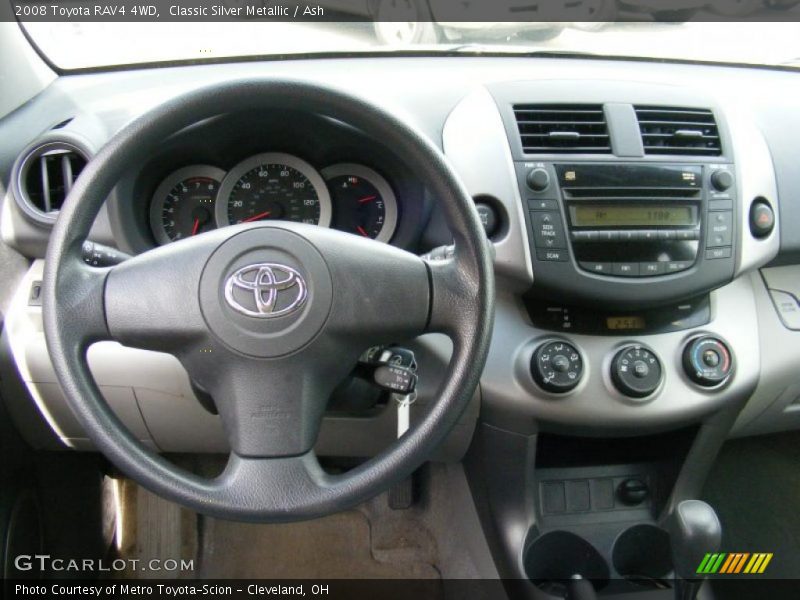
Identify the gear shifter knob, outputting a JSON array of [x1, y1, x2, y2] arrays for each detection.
[[666, 500, 722, 581]]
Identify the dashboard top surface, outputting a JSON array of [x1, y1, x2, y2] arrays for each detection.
[[2, 55, 799, 261]]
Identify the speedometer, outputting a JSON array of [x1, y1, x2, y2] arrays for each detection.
[[215, 153, 331, 228]]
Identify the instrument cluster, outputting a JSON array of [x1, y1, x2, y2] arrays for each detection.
[[149, 152, 398, 245]]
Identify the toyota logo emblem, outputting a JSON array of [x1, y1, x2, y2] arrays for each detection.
[[224, 263, 308, 318]]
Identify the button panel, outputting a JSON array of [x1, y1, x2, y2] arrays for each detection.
[[571, 229, 700, 243], [580, 260, 693, 277], [531, 211, 567, 249]]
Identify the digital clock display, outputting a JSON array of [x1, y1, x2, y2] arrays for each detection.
[[606, 316, 646, 330], [571, 205, 694, 227]]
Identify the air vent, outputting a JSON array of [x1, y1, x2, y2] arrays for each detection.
[[635, 106, 721, 156], [513, 104, 611, 154], [15, 142, 87, 222]]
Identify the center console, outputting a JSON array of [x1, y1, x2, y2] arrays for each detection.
[[442, 80, 782, 598]]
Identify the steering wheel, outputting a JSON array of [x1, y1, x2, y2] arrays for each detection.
[[42, 79, 494, 522]]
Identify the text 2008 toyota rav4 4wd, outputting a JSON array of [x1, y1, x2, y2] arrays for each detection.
[[1, 2, 800, 599]]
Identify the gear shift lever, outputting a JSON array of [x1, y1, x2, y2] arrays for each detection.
[[665, 500, 722, 600]]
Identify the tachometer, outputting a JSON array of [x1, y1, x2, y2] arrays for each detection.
[[321, 164, 398, 243], [216, 153, 331, 228], [150, 166, 225, 245]]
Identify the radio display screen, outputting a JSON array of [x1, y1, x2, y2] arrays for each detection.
[[571, 205, 694, 228]]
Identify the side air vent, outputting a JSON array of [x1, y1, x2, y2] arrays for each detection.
[[513, 104, 611, 154], [635, 106, 722, 156], [14, 141, 88, 224]]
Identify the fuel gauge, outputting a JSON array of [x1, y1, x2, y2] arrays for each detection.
[[322, 164, 398, 243]]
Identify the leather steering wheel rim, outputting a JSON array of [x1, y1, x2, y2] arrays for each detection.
[[42, 78, 494, 522]]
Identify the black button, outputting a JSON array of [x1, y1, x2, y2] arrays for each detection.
[[28, 281, 43, 306], [641, 262, 665, 276], [709, 199, 734, 212], [619, 230, 637, 242], [580, 261, 612, 275], [665, 261, 692, 273], [658, 230, 675, 241], [640, 230, 658, 242], [531, 211, 566, 249], [597, 230, 619, 242], [553, 355, 570, 373], [613, 262, 640, 277], [706, 247, 732, 260], [529, 198, 558, 211], [750, 200, 775, 238], [572, 231, 593, 242], [633, 360, 650, 379], [706, 211, 733, 247], [475, 203, 499, 237], [703, 350, 721, 367], [537, 248, 568, 262]]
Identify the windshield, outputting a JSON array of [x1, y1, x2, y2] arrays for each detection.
[[22, 19, 800, 71]]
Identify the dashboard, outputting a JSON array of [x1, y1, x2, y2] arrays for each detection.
[[0, 55, 799, 458]]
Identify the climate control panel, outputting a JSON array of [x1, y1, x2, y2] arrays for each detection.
[[529, 336, 735, 402]]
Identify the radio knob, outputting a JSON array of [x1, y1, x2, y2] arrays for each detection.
[[527, 168, 550, 192], [683, 336, 733, 387], [710, 170, 734, 192]]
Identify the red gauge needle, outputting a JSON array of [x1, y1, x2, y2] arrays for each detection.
[[241, 211, 272, 223], [356, 226, 369, 237], [358, 195, 377, 204], [191, 218, 200, 236]]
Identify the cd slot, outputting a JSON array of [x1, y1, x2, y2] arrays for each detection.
[[563, 187, 701, 200]]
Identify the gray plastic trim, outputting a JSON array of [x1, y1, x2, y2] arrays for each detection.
[[732, 268, 800, 437], [724, 103, 781, 277], [480, 277, 760, 435], [442, 86, 533, 288]]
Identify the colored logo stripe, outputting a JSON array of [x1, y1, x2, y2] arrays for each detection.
[[697, 552, 773, 575]]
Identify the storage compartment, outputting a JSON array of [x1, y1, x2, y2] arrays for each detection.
[[523, 530, 609, 595], [612, 524, 673, 586]]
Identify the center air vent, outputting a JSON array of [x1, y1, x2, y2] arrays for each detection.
[[635, 106, 721, 156], [513, 104, 611, 154], [14, 142, 88, 224]]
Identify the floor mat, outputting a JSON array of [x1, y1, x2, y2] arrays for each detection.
[[702, 431, 800, 579], [197, 508, 440, 579]]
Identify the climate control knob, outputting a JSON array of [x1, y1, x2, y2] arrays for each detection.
[[611, 345, 663, 399], [683, 336, 733, 387], [531, 340, 583, 393]]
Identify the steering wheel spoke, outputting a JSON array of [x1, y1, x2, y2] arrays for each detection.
[[190, 346, 354, 458], [103, 233, 222, 353]]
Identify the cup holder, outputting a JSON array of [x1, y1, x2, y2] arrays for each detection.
[[524, 530, 609, 594], [612, 524, 673, 584]]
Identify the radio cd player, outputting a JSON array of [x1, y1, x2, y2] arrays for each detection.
[[515, 161, 737, 307]]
